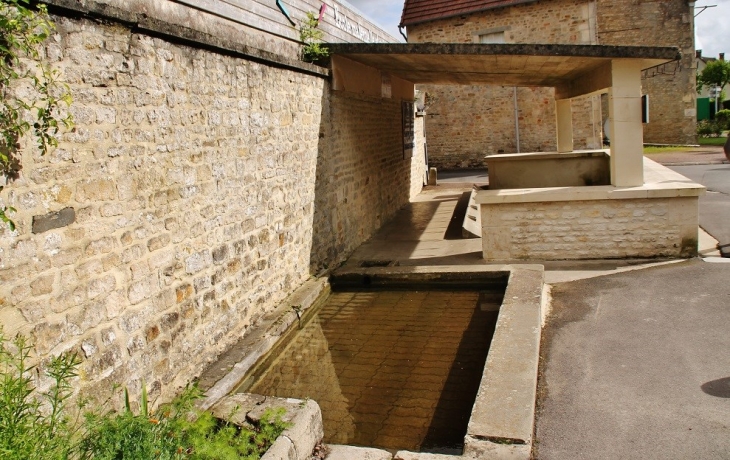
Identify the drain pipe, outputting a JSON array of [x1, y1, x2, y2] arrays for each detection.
[[513, 87, 520, 153]]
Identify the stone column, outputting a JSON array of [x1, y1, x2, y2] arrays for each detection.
[[556, 98, 573, 153], [608, 59, 644, 187]]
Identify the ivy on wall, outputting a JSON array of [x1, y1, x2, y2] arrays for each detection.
[[0, 0, 73, 230]]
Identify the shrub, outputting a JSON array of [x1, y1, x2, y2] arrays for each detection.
[[697, 119, 723, 138], [715, 109, 730, 130], [80, 384, 290, 460], [0, 329, 290, 460], [0, 328, 82, 460]]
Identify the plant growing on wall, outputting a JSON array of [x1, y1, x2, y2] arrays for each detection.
[[0, 0, 73, 230], [299, 11, 328, 63]]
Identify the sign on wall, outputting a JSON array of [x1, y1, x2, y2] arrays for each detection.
[[402, 101, 414, 159]]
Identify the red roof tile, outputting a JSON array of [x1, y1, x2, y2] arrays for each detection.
[[400, 0, 540, 27]]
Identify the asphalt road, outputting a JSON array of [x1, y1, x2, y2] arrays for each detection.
[[670, 164, 730, 257], [535, 260, 730, 459]]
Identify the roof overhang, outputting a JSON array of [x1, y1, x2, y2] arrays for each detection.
[[324, 43, 680, 89]]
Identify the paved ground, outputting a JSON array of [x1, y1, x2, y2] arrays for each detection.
[[669, 163, 730, 257], [534, 260, 730, 459]]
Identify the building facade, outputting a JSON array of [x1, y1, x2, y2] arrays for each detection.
[[402, 0, 696, 169]]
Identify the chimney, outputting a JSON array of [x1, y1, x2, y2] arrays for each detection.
[[720, 53, 725, 61], [696, 50, 702, 59]]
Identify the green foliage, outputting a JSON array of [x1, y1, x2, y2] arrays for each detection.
[[0, 0, 73, 229], [0, 327, 83, 460], [1, 330, 291, 459], [715, 109, 730, 129], [299, 12, 328, 63], [697, 119, 724, 138], [182, 407, 289, 460], [81, 384, 290, 460], [697, 59, 730, 99]]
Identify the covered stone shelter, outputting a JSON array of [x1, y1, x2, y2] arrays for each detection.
[[326, 43, 705, 260]]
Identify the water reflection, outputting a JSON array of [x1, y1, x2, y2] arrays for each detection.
[[244, 290, 502, 453]]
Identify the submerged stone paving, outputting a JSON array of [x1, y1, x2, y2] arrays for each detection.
[[243, 289, 503, 453]]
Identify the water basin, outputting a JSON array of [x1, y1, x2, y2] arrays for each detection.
[[237, 282, 505, 454]]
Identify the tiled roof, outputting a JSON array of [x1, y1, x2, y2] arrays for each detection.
[[400, 0, 540, 27]]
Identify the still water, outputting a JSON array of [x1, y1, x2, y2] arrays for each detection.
[[241, 289, 502, 454]]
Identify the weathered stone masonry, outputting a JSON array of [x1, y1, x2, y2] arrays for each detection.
[[0, 4, 423, 405]]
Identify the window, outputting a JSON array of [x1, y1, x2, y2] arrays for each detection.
[[478, 32, 505, 44]]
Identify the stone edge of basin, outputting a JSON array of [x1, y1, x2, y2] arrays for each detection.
[[210, 393, 324, 460], [198, 277, 330, 410], [463, 265, 544, 458], [329, 264, 527, 289]]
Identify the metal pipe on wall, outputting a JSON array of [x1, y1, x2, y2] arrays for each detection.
[[514, 87, 520, 153]]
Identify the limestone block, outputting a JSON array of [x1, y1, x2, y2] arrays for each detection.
[[261, 436, 297, 460], [326, 445, 393, 460]]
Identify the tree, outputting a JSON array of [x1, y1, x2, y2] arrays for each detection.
[[697, 59, 730, 102]]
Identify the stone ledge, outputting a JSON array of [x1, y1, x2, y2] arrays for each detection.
[[43, 0, 330, 79], [210, 393, 324, 460], [198, 277, 330, 409], [464, 266, 543, 455], [485, 149, 609, 162], [327, 445, 393, 460], [475, 157, 705, 204]]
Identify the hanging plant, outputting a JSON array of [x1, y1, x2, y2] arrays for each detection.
[[0, 0, 73, 230]]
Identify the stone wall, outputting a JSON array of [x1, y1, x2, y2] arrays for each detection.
[[595, 0, 696, 144], [407, 0, 696, 170], [311, 91, 423, 272], [0, 9, 421, 406], [421, 85, 559, 169], [480, 197, 699, 260], [407, 0, 600, 170]]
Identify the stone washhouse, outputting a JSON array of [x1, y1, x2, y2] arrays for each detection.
[[325, 43, 706, 261], [400, 0, 698, 170]]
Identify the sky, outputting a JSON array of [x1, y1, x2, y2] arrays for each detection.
[[695, 1, 729, 58], [343, 0, 406, 41], [344, 0, 729, 56]]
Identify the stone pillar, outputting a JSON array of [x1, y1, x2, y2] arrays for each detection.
[[608, 59, 644, 187], [556, 99, 573, 153]]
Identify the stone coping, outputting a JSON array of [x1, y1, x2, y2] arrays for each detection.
[[43, 0, 330, 78], [485, 149, 609, 162], [475, 157, 705, 204]]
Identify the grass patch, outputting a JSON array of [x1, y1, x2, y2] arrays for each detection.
[[698, 136, 728, 146], [643, 146, 689, 154]]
